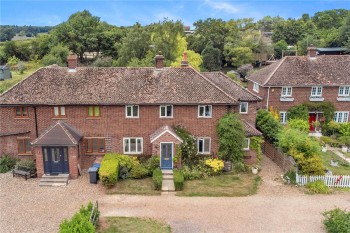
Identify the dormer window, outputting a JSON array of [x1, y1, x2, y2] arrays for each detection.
[[338, 86, 350, 96], [311, 86, 322, 97]]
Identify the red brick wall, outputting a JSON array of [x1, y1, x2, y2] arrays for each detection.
[[151, 132, 182, 157]]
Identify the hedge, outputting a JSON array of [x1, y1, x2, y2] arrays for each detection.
[[152, 168, 163, 190], [173, 170, 184, 191], [99, 154, 119, 187]]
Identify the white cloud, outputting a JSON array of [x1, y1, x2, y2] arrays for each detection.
[[204, 0, 239, 14]]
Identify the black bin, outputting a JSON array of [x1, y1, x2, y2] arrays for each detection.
[[88, 166, 99, 184]]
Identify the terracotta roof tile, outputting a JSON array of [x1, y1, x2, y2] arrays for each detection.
[[247, 55, 350, 86], [243, 120, 262, 137]]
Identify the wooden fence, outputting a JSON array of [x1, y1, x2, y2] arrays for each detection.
[[262, 141, 296, 172], [296, 174, 350, 188], [89, 201, 99, 227]]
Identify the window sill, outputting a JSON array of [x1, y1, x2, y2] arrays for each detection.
[[17, 153, 32, 156], [337, 97, 350, 102], [15, 117, 30, 120], [309, 97, 324, 102], [160, 116, 174, 119], [85, 152, 106, 155], [52, 117, 68, 120], [86, 117, 101, 120], [243, 149, 250, 151], [239, 112, 248, 114], [280, 97, 294, 102], [124, 152, 142, 155], [198, 116, 212, 119], [198, 152, 211, 155]]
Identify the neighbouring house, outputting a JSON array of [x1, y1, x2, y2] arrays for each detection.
[[316, 47, 348, 56], [246, 45, 350, 130], [0, 53, 261, 179]]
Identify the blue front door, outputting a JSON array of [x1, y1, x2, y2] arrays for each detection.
[[160, 143, 173, 169], [43, 147, 69, 174]]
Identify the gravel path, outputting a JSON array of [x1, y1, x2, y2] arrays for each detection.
[[1, 156, 349, 233]]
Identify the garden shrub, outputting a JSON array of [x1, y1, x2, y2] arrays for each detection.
[[0, 155, 18, 173], [152, 168, 163, 190], [256, 109, 282, 143], [320, 136, 341, 147], [173, 126, 197, 167], [99, 154, 119, 187], [287, 119, 310, 133], [173, 170, 184, 191], [323, 208, 350, 233], [59, 202, 99, 233], [303, 102, 335, 123], [283, 170, 296, 184], [289, 148, 325, 175], [286, 104, 309, 121], [205, 158, 224, 174], [16, 159, 36, 173], [143, 156, 160, 175], [130, 163, 149, 179], [250, 136, 264, 161], [306, 180, 331, 194], [217, 113, 245, 163], [232, 161, 247, 173], [327, 121, 341, 136], [339, 123, 350, 137], [181, 164, 209, 180]]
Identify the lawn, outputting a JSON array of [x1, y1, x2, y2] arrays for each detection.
[[0, 65, 38, 94], [105, 177, 161, 195], [98, 217, 171, 233], [320, 151, 350, 175], [177, 172, 261, 197]]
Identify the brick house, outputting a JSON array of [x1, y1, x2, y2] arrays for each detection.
[[0, 54, 261, 179], [246, 46, 350, 130]]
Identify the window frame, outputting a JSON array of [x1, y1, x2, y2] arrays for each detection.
[[123, 137, 143, 154], [311, 86, 323, 97], [198, 105, 212, 118], [338, 86, 350, 97], [17, 138, 31, 155], [281, 87, 292, 97], [239, 102, 249, 114], [280, 111, 287, 124], [87, 106, 101, 118], [160, 105, 173, 118], [15, 106, 29, 118], [253, 82, 259, 93], [125, 105, 139, 118], [85, 138, 106, 154], [333, 111, 349, 123], [197, 137, 211, 155], [243, 138, 250, 151], [53, 106, 66, 118]]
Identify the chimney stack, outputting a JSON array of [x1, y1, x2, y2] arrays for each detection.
[[181, 52, 189, 67], [154, 51, 164, 69], [67, 54, 78, 71], [307, 44, 317, 57]]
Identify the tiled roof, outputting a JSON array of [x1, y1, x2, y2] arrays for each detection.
[[243, 120, 262, 137], [0, 66, 243, 105], [150, 125, 183, 143], [246, 55, 350, 86], [201, 72, 261, 102], [32, 121, 82, 146]]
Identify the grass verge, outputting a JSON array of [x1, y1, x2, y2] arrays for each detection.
[[105, 177, 161, 195], [320, 151, 350, 175], [98, 217, 171, 233], [176, 172, 261, 197], [0, 66, 38, 94]]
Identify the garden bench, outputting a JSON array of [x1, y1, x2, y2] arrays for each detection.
[[12, 166, 37, 180]]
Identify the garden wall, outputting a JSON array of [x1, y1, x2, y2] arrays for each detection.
[[262, 141, 296, 172]]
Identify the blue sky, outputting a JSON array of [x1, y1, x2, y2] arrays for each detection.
[[0, 0, 349, 27]]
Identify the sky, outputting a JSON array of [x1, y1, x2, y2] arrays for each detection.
[[0, 0, 349, 27]]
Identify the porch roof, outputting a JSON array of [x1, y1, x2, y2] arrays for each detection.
[[243, 120, 262, 137], [32, 121, 82, 146], [150, 125, 183, 143]]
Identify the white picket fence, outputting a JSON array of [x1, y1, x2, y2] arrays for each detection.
[[296, 173, 350, 188]]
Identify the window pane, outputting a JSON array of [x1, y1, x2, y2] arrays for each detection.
[[160, 106, 165, 116], [22, 107, 28, 116], [198, 139, 203, 153], [137, 139, 141, 152], [167, 106, 172, 116], [130, 138, 136, 152], [205, 106, 211, 116], [240, 103, 247, 113], [93, 139, 98, 152], [132, 106, 138, 117], [63, 148, 68, 161], [87, 139, 92, 152], [199, 106, 204, 116], [204, 139, 210, 153], [94, 106, 100, 117], [16, 107, 21, 116], [54, 107, 59, 116], [244, 139, 249, 149], [44, 148, 48, 161], [60, 106, 66, 116], [25, 139, 31, 153], [99, 139, 105, 152], [124, 139, 129, 152], [127, 106, 131, 116], [88, 107, 93, 116], [18, 140, 24, 153]]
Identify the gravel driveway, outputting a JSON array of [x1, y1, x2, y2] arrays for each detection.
[[1, 156, 349, 233]]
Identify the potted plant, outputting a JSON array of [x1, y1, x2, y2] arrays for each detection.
[[251, 165, 259, 174], [339, 136, 350, 153], [312, 121, 321, 133]]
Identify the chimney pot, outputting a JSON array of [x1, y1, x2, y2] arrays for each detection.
[[181, 52, 189, 67], [307, 44, 317, 57], [67, 53, 78, 71], [154, 51, 164, 69]]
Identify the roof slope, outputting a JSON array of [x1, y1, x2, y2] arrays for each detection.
[[201, 72, 261, 101], [32, 121, 82, 146], [0, 66, 242, 105], [242, 120, 262, 137], [247, 55, 350, 86]]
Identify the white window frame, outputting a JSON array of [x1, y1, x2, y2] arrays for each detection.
[[239, 102, 248, 114], [338, 86, 350, 97], [243, 138, 250, 151], [253, 82, 259, 93], [280, 111, 287, 124], [197, 137, 211, 154], [311, 86, 322, 97], [53, 106, 66, 117], [125, 105, 139, 118], [198, 105, 212, 118], [123, 137, 143, 154], [281, 87, 292, 97], [160, 105, 173, 118], [333, 112, 349, 123]]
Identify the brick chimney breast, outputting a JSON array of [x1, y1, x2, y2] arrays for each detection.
[[67, 54, 78, 71], [307, 44, 317, 58], [181, 52, 189, 67], [154, 51, 164, 69]]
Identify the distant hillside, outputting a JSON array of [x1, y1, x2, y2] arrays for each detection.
[[0, 25, 54, 42]]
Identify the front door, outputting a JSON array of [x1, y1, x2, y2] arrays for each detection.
[[308, 113, 317, 131], [160, 143, 173, 170], [43, 147, 69, 174]]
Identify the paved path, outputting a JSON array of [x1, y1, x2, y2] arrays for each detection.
[[99, 157, 350, 233], [329, 147, 350, 164]]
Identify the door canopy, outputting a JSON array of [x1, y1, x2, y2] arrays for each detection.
[[150, 125, 183, 144]]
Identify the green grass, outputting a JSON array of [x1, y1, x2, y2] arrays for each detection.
[[105, 177, 161, 195], [176, 173, 261, 197], [98, 217, 171, 233], [0, 65, 39, 94], [344, 153, 350, 159], [320, 151, 350, 175]]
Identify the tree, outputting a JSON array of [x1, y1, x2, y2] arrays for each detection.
[[52, 10, 102, 61], [338, 13, 350, 47], [274, 40, 288, 59], [297, 35, 320, 55], [287, 104, 309, 121], [272, 19, 306, 45], [201, 41, 221, 71], [226, 46, 253, 68], [256, 16, 284, 32], [171, 50, 202, 71], [256, 109, 282, 143], [41, 44, 70, 66]]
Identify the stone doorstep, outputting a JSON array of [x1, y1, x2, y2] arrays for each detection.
[[162, 179, 175, 192], [39, 174, 69, 187], [161, 169, 173, 175], [163, 174, 174, 180]]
